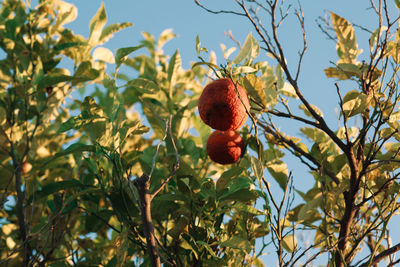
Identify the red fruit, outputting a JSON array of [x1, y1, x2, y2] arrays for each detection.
[[198, 78, 250, 131], [206, 130, 244, 165]]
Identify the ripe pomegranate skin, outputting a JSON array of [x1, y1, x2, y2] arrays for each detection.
[[206, 130, 244, 165], [198, 78, 250, 131]]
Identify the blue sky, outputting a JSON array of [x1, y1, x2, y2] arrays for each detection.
[[62, 0, 399, 265]]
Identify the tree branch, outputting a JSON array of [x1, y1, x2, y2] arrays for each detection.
[[358, 242, 400, 267], [194, 0, 246, 16], [134, 174, 161, 267]]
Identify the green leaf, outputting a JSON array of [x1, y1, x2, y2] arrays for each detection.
[[234, 202, 264, 215], [191, 61, 219, 71], [330, 12, 362, 64], [57, 115, 82, 133], [99, 22, 133, 45], [243, 74, 266, 106], [37, 75, 73, 90], [53, 41, 86, 51], [56, 143, 95, 157], [232, 32, 259, 64], [324, 63, 361, 80], [73, 61, 100, 83], [232, 66, 256, 75], [298, 193, 323, 223], [220, 236, 252, 252], [251, 156, 264, 184], [158, 28, 176, 50], [279, 83, 298, 98], [28, 180, 88, 202], [342, 90, 370, 117], [167, 49, 181, 94], [267, 161, 288, 190], [282, 234, 298, 253], [370, 26, 387, 49], [388, 41, 400, 63], [196, 241, 218, 258], [395, 0, 400, 9], [299, 103, 323, 118], [216, 167, 245, 192], [115, 45, 144, 68], [89, 2, 107, 44]]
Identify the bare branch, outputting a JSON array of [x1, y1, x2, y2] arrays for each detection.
[[194, 0, 246, 16], [358, 242, 400, 266]]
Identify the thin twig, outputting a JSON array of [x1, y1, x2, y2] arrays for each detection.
[[194, 0, 246, 16]]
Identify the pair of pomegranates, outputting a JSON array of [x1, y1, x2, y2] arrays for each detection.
[[198, 78, 250, 165]]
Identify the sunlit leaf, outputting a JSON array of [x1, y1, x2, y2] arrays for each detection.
[[220, 236, 252, 252], [282, 234, 298, 253], [279, 82, 298, 98], [324, 63, 361, 80], [89, 2, 107, 44], [232, 32, 259, 64], [115, 45, 144, 68], [342, 90, 370, 117], [299, 103, 323, 118], [93, 47, 115, 63], [158, 28, 176, 50], [370, 26, 387, 49], [330, 12, 362, 64], [55, 1, 78, 26], [168, 49, 181, 94], [99, 22, 133, 44], [267, 161, 288, 190], [243, 74, 266, 106]]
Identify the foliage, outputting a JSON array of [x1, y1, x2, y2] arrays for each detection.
[[1, 0, 400, 266]]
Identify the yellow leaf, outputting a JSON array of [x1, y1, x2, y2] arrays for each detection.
[[93, 47, 115, 63], [330, 12, 362, 64]]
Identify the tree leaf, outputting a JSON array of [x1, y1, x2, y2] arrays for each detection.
[[93, 47, 115, 63], [267, 161, 288, 190], [243, 74, 266, 106], [232, 66, 256, 75], [330, 12, 362, 64], [53, 41, 86, 52], [89, 2, 107, 44], [99, 22, 133, 45], [342, 90, 370, 117], [54, 1, 77, 26], [282, 234, 298, 253], [324, 63, 361, 80], [115, 45, 144, 69], [216, 167, 245, 192], [299, 103, 323, 118], [279, 83, 298, 98], [37, 75, 73, 89], [28, 180, 88, 202], [74, 61, 100, 81], [167, 49, 181, 94], [232, 32, 259, 64], [158, 28, 176, 50], [251, 156, 264, 184], [370, 26, 387, 49], [196, 241, 218, 258], [220, 236, 252, 252], [395, 0, 400, 9]]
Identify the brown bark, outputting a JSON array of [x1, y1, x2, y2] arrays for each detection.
[[134, 174, 161, 267], [14, 162, 31, 267]]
